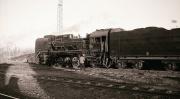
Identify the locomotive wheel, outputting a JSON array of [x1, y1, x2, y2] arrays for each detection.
[[115, 62, 121, 69], [135, 62, 143, 70], [57, 57, 64, 66], [64, 57, 71, 67], [116, 62, 126, 69], [72, 57, 80, 68], [166, 63, 177, 71], [165, 63, 172, 70], [121, 62, 127, 69], [91, 62, 96, 68], [172, 63, 177, 70]]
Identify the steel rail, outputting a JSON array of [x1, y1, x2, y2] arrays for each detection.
[[35, 75, 180, 98], [0, 92, 19, 99]]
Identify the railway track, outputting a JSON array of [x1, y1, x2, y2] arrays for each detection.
[[35, 75, 180, 98], [0, 65, 180, 99], [0, 92, 19, 99]]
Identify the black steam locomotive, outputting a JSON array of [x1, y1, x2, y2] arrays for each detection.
[[35, 34, 86, 68], [34, 27, 180, 70]]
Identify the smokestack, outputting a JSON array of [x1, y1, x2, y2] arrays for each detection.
[[57, 0, 63, 34]]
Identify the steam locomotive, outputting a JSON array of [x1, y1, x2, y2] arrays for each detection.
[[35, 34, 85, 68], [34, 27, 180, 70]]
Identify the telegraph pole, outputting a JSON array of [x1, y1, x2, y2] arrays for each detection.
[[57, 0, 63, 34]]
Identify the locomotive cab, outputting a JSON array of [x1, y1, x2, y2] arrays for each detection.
[[88, 29, 111, 67]]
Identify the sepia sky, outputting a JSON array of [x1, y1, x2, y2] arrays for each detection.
[[0, 0, 180, 49]]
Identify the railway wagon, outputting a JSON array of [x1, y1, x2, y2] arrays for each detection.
[[88, 27, 180, 70]]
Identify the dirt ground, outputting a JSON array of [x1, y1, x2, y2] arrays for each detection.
[[54, 66, 180, 92], [0, 62, 180, 99], [31, 64, 180, 99]]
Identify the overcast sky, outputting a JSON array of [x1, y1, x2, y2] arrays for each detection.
[[0, 0, 180, 49]]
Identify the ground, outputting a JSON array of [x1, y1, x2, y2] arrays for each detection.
[[0, 61, 180, 99]]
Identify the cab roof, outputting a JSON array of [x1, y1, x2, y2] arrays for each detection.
[[89, 28, 124, 38]]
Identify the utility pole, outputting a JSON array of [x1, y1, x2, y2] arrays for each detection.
[[57, 0, 63, 34]]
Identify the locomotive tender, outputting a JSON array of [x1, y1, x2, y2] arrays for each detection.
[[34, 27, 180, 70]]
